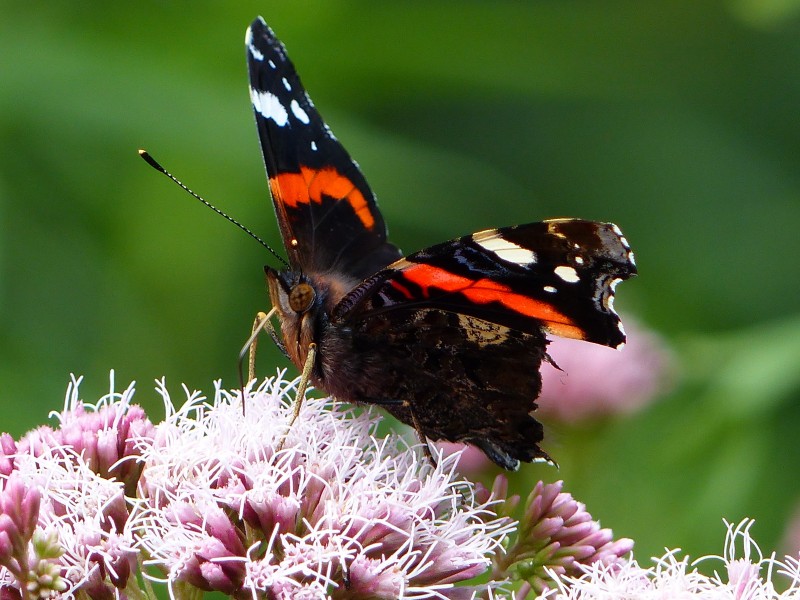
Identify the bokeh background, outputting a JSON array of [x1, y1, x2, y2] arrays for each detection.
[[2, 1, 800, 567]]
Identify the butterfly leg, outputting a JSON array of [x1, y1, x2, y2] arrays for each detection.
[[406, 401, 438, 469], [237, 308, 280, 416], [277, 342, 317, 452], [238, 308, 282, 383], [293, 341, 316, 424]]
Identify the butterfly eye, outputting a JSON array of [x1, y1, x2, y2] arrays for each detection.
[[289, 282, 316, 313]]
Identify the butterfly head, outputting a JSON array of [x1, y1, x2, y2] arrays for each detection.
[[265, 268, 317, 315], [265, 267, 323, 370]]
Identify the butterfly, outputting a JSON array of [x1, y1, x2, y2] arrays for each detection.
[[246, 16, 636, 470]]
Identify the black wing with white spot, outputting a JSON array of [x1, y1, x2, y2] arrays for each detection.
[[246, 17, 401, 279], [335, 219, 637, 349]]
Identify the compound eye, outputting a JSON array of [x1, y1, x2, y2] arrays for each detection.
[[289, 282, 316, 313]]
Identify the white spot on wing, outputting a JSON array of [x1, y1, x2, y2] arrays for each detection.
[[245, 29, 264, 61], [544, 285, 557, 293], [472, 230, 537, 265], [611, 223, 631, 250], [603, 278, 623, 313], [310, 141, 318, 151], [616, 320, 627, 345], [554, 265, 580, 283], [268, 59, 277, 69], [250, 88, 288, 126], [290, 99, 310, 124], [574, 255, 584, 265], [282, 77, 292, 91]]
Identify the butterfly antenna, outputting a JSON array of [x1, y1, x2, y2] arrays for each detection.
[[139, 149, 289, 268]]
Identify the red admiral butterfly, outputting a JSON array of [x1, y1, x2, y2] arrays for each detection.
[[246, 17, 636, 470]]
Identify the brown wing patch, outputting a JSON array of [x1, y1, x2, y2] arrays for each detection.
[[318, 308, 551, 470]]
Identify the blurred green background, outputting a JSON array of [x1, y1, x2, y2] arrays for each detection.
[[2, 1, 800, 567]]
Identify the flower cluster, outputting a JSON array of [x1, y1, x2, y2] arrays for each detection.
[[132, 375, 514, 599], [1, 372, 532, 599], [541, 519, 800, 599], [487, 479, 633, 596], [0, 371, 657, 599], [537, 319, 674, 423], [0, 376, 152, 599]]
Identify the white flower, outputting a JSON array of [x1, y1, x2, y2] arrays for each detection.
[[129, 372, 515, 599], [0, 372, 515, 599], [540, 519, 800, 599], [9, 372, 795, 600]]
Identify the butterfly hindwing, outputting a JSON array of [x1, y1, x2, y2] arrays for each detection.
[[320, 307, 550, 470], [246, 17, 401, 280]]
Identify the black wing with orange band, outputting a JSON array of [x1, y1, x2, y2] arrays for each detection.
[[246, 17, 401, 279], [336, 219, 637, 349]]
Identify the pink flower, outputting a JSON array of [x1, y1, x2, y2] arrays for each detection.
[[0, 374, 148, 599], [133, 374, 515, 598], [1, 371, 522, 598], [490, 479, 632, 595], [543, 519, 800, 599], [537, 318, 674, 423], [17, 374, 154, 494]]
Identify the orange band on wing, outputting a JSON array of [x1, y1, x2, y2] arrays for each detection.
[[269, 166, 375, 229], [541, 321, 586, 340], [388, 278, 414, 300], [401, 263, 581, 334]]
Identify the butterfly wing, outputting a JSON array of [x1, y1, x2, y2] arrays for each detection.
[[246, 17, 402, 279], [335, 219, 637, 349]]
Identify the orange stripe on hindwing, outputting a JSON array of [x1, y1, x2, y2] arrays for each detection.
[[400, 263, 586, 340], [269, 167, 375, 229]]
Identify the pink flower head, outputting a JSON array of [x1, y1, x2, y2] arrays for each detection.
[[492, 479, 633, 595], [0, 373, 149, 598], [0, 436, 16, 479], [18, 374, 155, 493], [0, 472, 42, 576], [537, 318, 674, 423], [544, 519, 800, 599], [130, 372, 516, 598]]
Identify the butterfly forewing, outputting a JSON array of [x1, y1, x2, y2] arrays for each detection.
[[246, 17, 401, 279], [334, 219, 636, 349]]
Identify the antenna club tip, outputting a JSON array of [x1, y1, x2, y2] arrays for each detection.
[[138, 149, 164, 172]]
